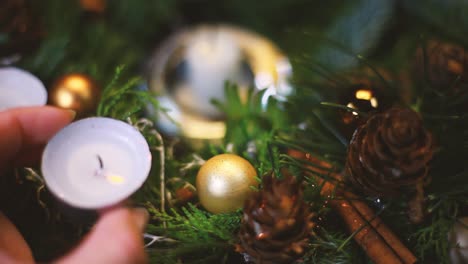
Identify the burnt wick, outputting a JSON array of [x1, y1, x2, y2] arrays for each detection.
[[97, 155, 104, 169]]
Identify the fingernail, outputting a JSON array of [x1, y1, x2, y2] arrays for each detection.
[[67, 109, 76, 120], [132, 208, 149, 231]]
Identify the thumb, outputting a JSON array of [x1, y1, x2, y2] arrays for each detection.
[[56, 207, 149, 264]]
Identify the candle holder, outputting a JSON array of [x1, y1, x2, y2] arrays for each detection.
[[41, 117, 152, 211], [0, 67, 47, 111]]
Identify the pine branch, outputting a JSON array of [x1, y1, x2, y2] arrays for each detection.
[[144, 204, 241, 263], [212, 82, 287, 175], [96, 66, 166, 123], [304, 228, 367, 264], [147, 204, 240, 243], [412, 198, 460, 264]]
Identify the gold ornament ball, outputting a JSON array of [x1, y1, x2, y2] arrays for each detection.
[[49, 74, 101, 118], [196, 154, 258, 214]]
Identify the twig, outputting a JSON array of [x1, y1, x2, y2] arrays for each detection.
[[130, 118, 166, 226], [143, 233, 178, 248]]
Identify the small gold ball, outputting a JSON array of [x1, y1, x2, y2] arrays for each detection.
[[49, 74, 101, 118], [196, 154, 258, 214]]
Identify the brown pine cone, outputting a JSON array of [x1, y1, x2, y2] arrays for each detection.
[[414, 40, 468, 97], [345, 107, 433, 197], [237, 172, 315, 264]]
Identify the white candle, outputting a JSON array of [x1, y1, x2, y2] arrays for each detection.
[[0, 67, 47, 111], [42, 117, 152, 209]]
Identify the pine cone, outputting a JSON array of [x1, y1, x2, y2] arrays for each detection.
[[345, 107, 433, 197], [414, 40, 468, 96], [237, 172, 314, 264]]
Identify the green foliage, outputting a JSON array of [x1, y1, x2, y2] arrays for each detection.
[[212, 82, 288, 175], [107, 0, 177, 39], [402, 0, 468, 45], [147, 204, 240, 243], [145, 204, 241, 263], [20, 0, 80, 78], [96, 65, 159, 121], [412, 199, 460, 263], [20, 0, 147, 82], [304, 229, 368, 264], [275, 104, 348, 169], [314, 0, 395, 70]]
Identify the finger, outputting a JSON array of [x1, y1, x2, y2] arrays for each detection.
[[0, 212, 34, 264], [0, 106, 76, 146], [56, 207, 149, 264], [0, 107, 75, 171]]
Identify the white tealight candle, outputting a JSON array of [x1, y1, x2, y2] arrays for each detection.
[[42, 117, 152, 209], [0, 67, 47, 111]]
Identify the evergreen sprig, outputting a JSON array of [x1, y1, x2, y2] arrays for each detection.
[[304, 228, 368, 264], [97, 66, 146, 120], [212, 82, 287, 175], [412, 198, 458, 264], [147, 204, 240, 243], [145, 204, 241, 263]]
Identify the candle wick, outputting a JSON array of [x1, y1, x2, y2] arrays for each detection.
[[97, 155, 104, 169]]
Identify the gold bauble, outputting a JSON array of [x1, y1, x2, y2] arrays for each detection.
[[196, 154, 258, 214], [49, 74, 101, 118]]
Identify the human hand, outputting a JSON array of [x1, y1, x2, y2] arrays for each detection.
[[0, 107, 148, 264]]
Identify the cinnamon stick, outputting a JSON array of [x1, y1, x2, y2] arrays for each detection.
[[343, 191, 417, 264], [329, 198, 403, 263], [288, 150, 417, 264]]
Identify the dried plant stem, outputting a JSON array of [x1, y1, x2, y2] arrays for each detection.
[[130, 118, 166, 225]]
